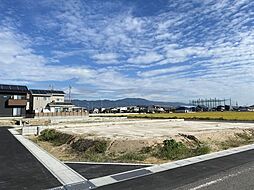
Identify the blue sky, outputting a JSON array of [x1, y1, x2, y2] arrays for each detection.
[[1, 0, 254, 104]]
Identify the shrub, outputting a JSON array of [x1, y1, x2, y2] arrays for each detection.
[[193, 145, 211, 155], [38, 129, 73, 146], [154, 139, 210, 160], [93, 141, 108, 153], [140, 146, 153, 154], [39, 129, 58, 141], [71, 138, 108, 154], [156, 139, 189, 160], [71, 139, 97, 152]]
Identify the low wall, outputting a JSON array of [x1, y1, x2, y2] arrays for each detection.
[[34, 111, 88, 118], [22, 125, 53, 135]]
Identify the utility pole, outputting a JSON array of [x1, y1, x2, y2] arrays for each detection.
[[68, 85, 72, 102]]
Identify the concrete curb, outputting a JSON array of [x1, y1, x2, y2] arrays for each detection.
[[8, 129, 93, 189], [64, 161, 152, 166], [88, 143, 254, 188]]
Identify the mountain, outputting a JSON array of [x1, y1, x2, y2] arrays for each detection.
[[72, 98, 188, 109]]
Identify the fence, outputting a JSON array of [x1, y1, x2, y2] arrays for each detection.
[[34, 111, 88, 118]]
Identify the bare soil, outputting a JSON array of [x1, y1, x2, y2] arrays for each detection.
[[32, 118, 254, 163]]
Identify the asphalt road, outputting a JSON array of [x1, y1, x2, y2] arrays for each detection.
[[96, 149, 254, 190], [66, 163, 149, 179], [176, 160, 254, 190], [0, 127, 61, 190]]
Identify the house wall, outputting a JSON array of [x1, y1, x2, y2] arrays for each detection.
[[32, 96, 51, 112], [31, 94, 65, 113], [50, 95, 65, 103]]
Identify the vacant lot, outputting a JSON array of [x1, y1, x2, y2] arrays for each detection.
[[33, 118, 254, 164], [128, 112, 254, 121]]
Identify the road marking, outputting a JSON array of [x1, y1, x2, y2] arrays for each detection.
[[90, 176, 118, 187], [189, 166, 254, 190]]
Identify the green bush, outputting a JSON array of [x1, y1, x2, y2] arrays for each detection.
[[154, 139, 211, 160], [157, 139, 189, 160], [39, 129, 58, 141], [193, 145, 211, 155], [38, 129, 73, 146]]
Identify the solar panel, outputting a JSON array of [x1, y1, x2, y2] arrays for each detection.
[[0, 84, 28, 93], [30, 89, 65, 94]]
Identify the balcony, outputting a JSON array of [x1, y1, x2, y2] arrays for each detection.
[[7, 99, 27, 107]]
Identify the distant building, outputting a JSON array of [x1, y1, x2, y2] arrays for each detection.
[[238, 106, 254, 112], [0, 84, 29, 117], [175, 106, 193, 113]]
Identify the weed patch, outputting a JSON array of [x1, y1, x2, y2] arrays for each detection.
[[220, 129, 254, 149], [153, 138, 210, 160], [38, 129, 73, 146]]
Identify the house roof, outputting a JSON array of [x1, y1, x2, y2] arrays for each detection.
[[0, 84, 29, 94], [48, 102, 74, 107], [30, 89, 65, 95]]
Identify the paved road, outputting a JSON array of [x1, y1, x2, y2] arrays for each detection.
[[96, 149, 254, 190], [66, 163, 149, 179], [0, 127, 61, 190], [176, 160, 254, 190]]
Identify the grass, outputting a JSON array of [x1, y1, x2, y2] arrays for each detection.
[[220, 129, 254, 149], [117, 152, 147, 162], [38, 129, 73, 146], [152, 139, 211, 160], [128, 112, 254, 121]]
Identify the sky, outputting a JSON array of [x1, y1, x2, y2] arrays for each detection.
[[0, 0, 254, 104]]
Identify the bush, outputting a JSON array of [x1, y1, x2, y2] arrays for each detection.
[[71, 138, 108, 154], [157, 139, 189, 160], [154, 139, 211, 160], [93, 141, 108, 153], [38, 129, 73, 145], [39, 129, 58, 141], [193, 145, 211, 155]]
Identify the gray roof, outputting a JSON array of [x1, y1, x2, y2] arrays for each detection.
[[48, 102, 74, 107], [30, 89, 65, 95], [0, 84, 29, 94]]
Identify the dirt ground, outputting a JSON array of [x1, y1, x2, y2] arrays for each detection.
[[52, 118, 254, 153]]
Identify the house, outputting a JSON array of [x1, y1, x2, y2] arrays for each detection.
[[175, 106, 193, 113], [238, 106, 254, 112], [29, 89, 72, 113], [47, 102, 75, 112], [216, 105, 225, 112], [0, 84, 29, 117]]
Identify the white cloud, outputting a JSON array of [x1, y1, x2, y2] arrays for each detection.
[[138, 65, 192, 77], [2, 1, 254, 104], [127, 52, 163, 65], [91, 53, 119, 64]]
